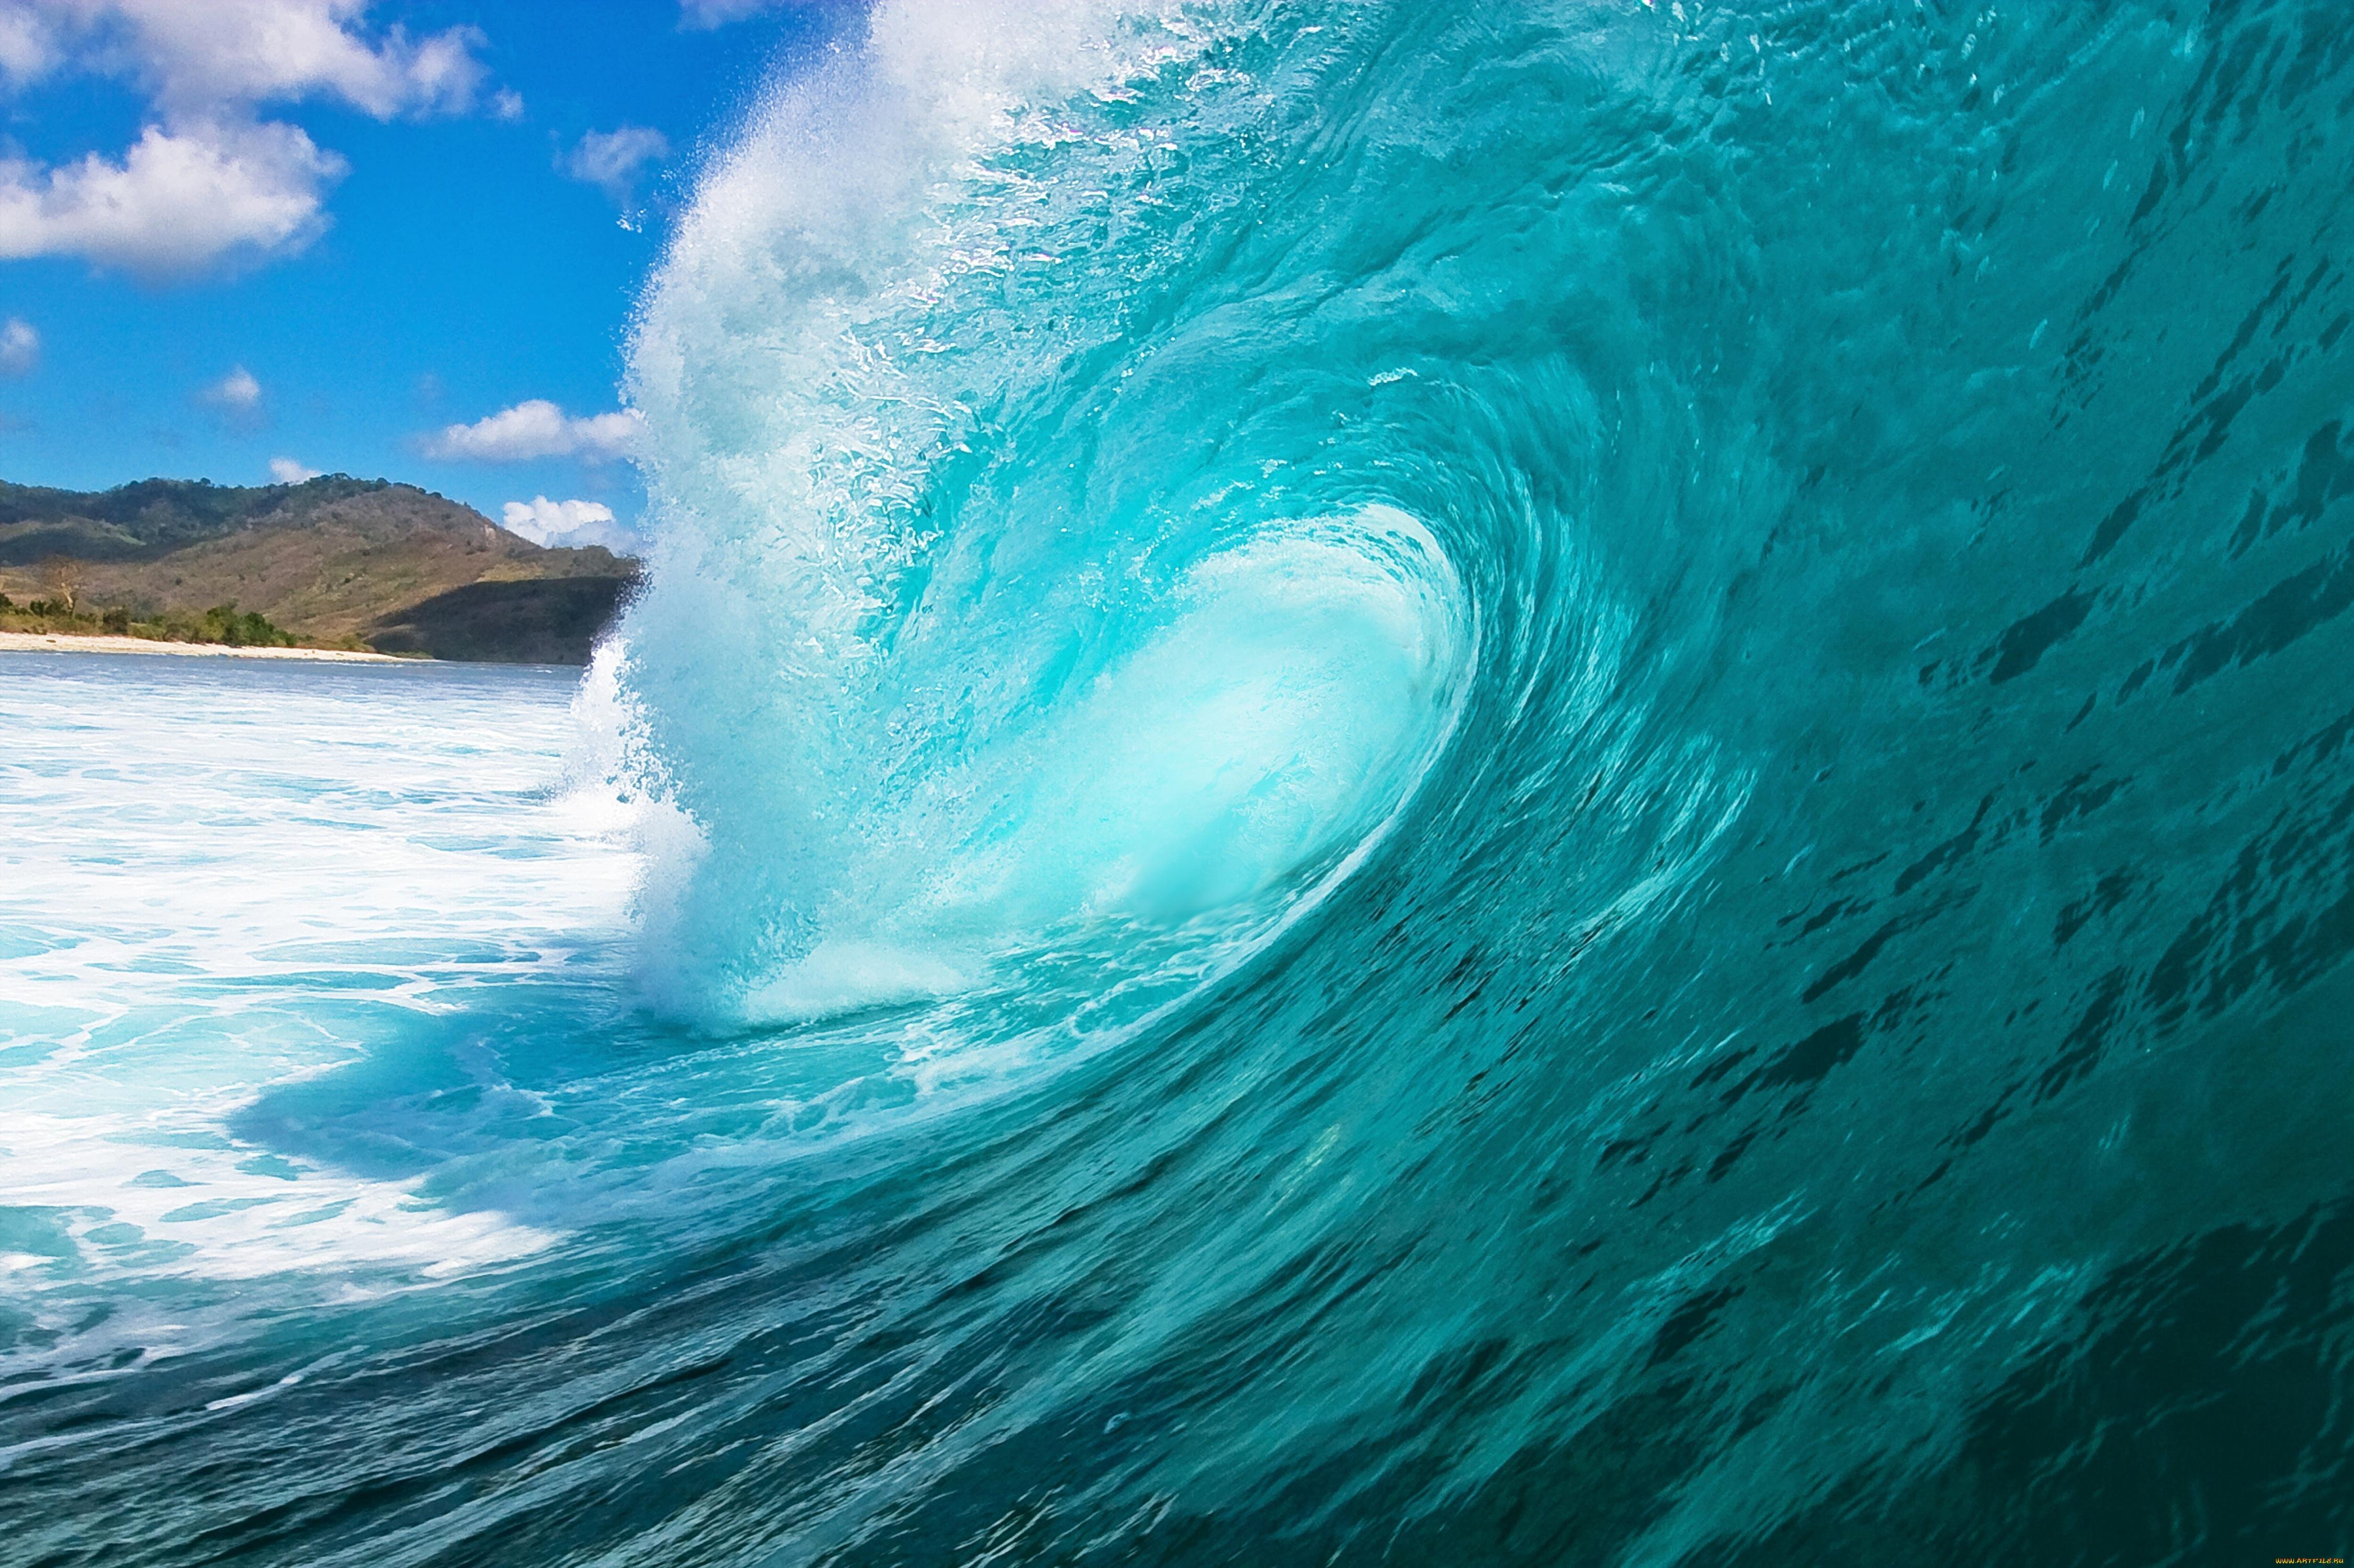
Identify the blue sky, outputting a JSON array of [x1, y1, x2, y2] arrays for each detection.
[[0, 0, 851, 550]]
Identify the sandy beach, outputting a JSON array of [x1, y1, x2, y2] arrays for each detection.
[[0, 631, 411, 663]]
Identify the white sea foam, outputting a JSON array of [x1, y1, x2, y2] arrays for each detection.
[[0, 656, 633, 1337]]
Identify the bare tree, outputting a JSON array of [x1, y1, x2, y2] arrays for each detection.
[[39, 554, 81, 612]]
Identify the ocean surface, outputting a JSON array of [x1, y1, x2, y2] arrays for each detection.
[[13, 1, 2354, 1562]]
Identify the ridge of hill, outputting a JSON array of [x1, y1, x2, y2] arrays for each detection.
[[0, 475, 639, 664]]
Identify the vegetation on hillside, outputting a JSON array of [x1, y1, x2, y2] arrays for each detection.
[[0, 592, 315, 649], [0, 475, 399, 564], [0, 474, 639, 662]]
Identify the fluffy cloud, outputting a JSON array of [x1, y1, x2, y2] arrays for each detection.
[[0, 1, 486, 116], [0, 122, 341, 276], [678, 0, 822, 26], [0, 2, 495, 274], [563, 125, 667, 206], [0, 316, 36, 375], [426, 400, 642, 463], [502, 495, 635, 552], [269, 456, 320, 482], [0, 8, 44, 82], [202, 364, 262, 409]]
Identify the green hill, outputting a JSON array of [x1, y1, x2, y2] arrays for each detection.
[[0, 475, 638, 663]]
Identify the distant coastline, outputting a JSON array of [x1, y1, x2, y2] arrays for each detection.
[[0, 473, 638, 664], [0, 630, 408, 662]]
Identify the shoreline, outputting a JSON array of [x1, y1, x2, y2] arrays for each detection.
[[0, 630, 413, 663]]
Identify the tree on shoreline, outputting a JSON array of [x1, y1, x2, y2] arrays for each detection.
[[39, 554, 80, 613]]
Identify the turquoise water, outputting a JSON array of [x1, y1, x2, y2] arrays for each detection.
[[13, 1, 2354, 1562]]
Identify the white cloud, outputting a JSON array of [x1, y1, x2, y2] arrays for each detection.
[[0, 1, 488, 118], [678, 0, 806, 27], [426, 399, 642, 462], [202, 363, 262, 409], [0, 8, 51, 83], [269, 456, 319, 482], [0, 2, 501, 275], [563, 125, 667, 206], [0, 315, 37, 375], [502, 495, 635, 552], [0, 121, 341, 275]]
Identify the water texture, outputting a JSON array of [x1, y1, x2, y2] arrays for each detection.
[[10, 1, 2354, 1562]]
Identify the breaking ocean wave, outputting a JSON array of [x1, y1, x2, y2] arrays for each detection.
[[12, 3, 2354, 1562]]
